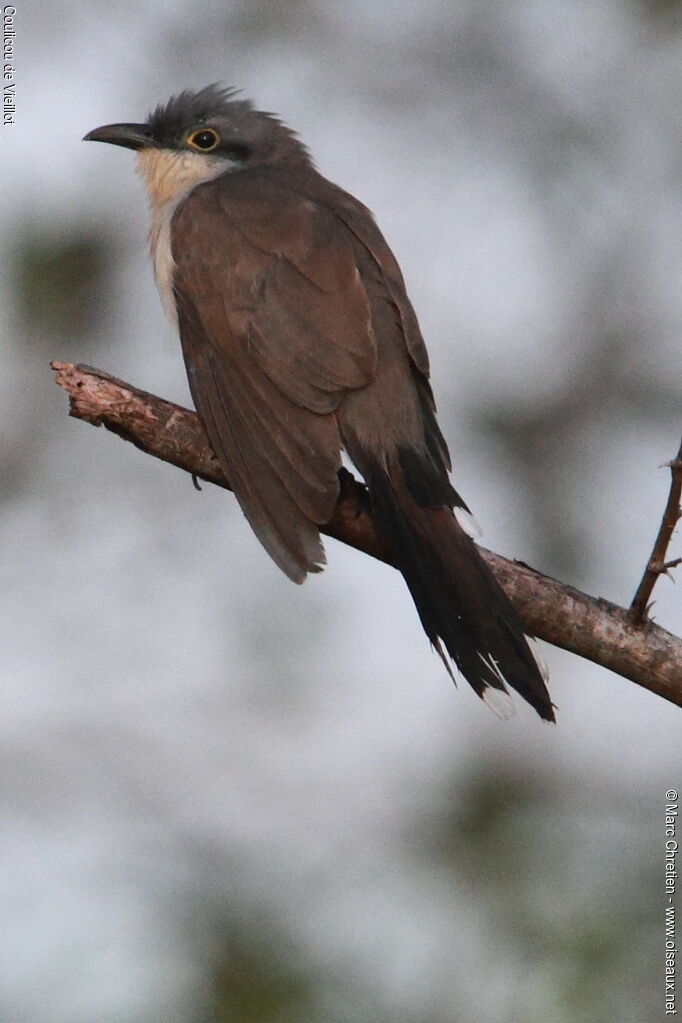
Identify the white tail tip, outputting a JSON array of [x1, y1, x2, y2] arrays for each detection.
[[482, 687, 516, 720], [454, 505, 483, 539], [477, 650, 509, 688], [526, 635, 550, 682]]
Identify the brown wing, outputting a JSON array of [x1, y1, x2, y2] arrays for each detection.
[[311, 179, 453, 479], [326, 188, 431, 378], [171, 172, 377, 582]]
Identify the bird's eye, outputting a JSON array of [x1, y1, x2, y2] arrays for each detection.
[[187, 128, 220, 151]]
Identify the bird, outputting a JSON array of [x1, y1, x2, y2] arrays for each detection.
[[84, 84, 554, 721]]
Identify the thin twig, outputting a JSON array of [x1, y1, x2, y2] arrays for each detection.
[[51, 361, 682, 709], [628, 436, 682, 624]]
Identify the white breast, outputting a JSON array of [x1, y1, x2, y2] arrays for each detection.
[[135, 149, 227, 325], [147, 201, 181, 325]]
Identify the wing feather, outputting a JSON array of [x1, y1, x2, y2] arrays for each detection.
[[199, 343, 330, 582], [326, 191, 431, 378], [171, 173, 377, 579]]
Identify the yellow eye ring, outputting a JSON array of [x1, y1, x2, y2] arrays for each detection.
[[187, 128, 220, 152]]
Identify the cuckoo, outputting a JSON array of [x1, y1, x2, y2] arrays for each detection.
[[85, 85, 553, 721]]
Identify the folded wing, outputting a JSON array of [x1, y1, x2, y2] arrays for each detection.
[[171, 173, 377, 581]]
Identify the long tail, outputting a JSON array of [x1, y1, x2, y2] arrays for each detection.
[[358, 453, 554, 722]]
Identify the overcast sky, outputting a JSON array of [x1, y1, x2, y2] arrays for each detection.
[[2, 2, 681, 1020]]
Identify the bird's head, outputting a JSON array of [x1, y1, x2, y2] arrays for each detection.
[[84, 84, 308, 207]]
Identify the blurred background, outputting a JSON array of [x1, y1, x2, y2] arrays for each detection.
[[2, 1, 681, 1020]]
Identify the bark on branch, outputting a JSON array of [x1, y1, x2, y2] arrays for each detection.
[[51, 361, 682, 709]]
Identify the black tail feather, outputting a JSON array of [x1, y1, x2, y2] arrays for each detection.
[[360, 454, 555, 722]]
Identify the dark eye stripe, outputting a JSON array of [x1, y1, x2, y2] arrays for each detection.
[[223, 143, 251, 162]]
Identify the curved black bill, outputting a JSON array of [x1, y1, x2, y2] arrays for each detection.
[[83, 122, 155, 150]]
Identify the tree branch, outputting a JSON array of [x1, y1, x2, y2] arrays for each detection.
[[51, 361, 682, 709], [628, 436, 682, 624]]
